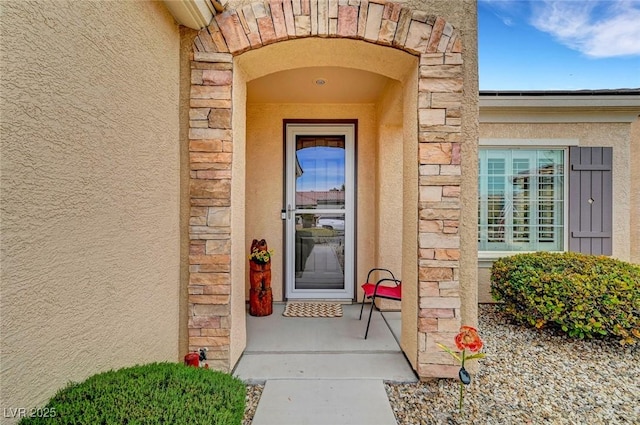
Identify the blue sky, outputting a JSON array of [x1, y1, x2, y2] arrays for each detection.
[[479, 0, 640, 90]]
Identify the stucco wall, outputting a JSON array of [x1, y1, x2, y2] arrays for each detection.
[[478, 122, 634, 302], [245, 103, 378, 301], [1, 0, 181, 417], [238, 37, 419, 306], [631, 117, 640, 264], [376, 81, 404, 311], [231, 66, 248, 367], [401, 67, 419, 368]]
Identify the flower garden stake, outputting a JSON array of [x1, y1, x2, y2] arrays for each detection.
[[437, 326, 486, 415]]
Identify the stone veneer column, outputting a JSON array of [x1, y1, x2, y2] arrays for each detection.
[[417, 51, 464, 379], [188, 0, 466, 378], [188, 52, 234, 371]]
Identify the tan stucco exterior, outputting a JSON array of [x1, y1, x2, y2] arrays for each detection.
[[5, 0, 638, 417], [241, 38, 417, 303], [631, 116, 640, 264], [239, 64, 425, 365], [1, 0, 181, 419], [231, 64, 249, 368], [246, 103, 377, 301], [226, 37, 423, 371], [478, 116, 640, 302], [400, 68, 420, 368]]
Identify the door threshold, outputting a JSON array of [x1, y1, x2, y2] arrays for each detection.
[[285, 299, 354, 304]]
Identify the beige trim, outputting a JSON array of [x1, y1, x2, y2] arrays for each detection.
[[479, 138, 578, 146], [480, 110, 640, 123], [480, 94, 640, 109], [163, 0, 215, 29], [480, 94, 640, 123]]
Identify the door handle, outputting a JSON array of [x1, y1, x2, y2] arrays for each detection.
[[287, 204, 294, 220]]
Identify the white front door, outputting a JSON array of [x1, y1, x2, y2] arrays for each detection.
[[285, 123, 355, 299]]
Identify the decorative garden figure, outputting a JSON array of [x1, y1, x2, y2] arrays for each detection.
[[248, 239, 273, 316]]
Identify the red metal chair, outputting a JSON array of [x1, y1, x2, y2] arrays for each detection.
[[359, 268, 401, 339]]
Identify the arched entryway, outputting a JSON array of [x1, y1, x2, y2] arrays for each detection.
[[186, 0, 474, 380]]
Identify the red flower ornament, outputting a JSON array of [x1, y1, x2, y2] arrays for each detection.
[[455, 325, 483, 352], [437, 325, 486, 414]]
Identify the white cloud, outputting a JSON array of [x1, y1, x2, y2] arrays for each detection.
[[530, 0, 640, 58], [480, 0, 526, 26]]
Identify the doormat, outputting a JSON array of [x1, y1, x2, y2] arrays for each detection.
[[283, 302, 343, 318]]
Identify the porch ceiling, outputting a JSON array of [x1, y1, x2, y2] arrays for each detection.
[[247, 66, 392, 104]]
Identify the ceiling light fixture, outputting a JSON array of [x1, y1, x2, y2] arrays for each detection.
[[314, 78, 327, 86]]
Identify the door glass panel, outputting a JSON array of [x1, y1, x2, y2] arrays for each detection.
[[286, 124, 354, 299], [293, 135, 346, 291], [295, 136, 345, 209], [294, 213, 345, 290]]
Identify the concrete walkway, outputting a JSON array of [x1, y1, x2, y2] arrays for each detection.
[[251, 379, 397, 425], [233, 304, 417, 425]]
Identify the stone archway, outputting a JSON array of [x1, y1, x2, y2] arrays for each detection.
[[187, 0, 466, 379]]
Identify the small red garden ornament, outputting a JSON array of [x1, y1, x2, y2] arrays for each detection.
[[184, 348, 209, 368]]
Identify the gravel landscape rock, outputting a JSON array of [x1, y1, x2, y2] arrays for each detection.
[[386, 305, 639, 424], [243, 384, 263, 425]]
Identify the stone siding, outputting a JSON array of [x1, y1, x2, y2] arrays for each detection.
[[189, 0, 464, 378]]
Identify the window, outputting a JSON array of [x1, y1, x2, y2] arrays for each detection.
[[478, 149, 565, 252]]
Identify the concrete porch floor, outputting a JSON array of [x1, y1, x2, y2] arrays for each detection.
[[233, 303, 416, 425], [233, 302, 417, 382]]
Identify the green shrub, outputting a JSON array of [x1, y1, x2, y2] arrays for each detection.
[[491, 252, 640, 345], [19, 362, 246, 425]]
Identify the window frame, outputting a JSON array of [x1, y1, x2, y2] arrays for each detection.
[[478, 139, 575, 260]]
